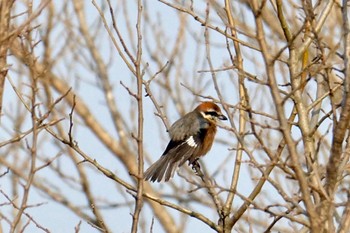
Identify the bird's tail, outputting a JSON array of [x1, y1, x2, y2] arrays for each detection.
[[144, 156, 179, 182]]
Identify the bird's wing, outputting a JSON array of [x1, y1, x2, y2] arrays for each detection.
[[168, 112, 208, 141], [161, 137, 200, 181], [144, 129, 207, 182], [163, 128, 207, 165], [144, 138, 199, 182]]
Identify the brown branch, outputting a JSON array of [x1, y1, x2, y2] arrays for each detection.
[[12, 37, 40, 231], [323, 1, 350, 231], [0, 0, 15, 121], [191, 160, 223, 219], [202, 6, 226, 224], [68, 95, 76, 144], [131, 0, 144, 232], [221, 2, 248, 229], [143, 61, 171, 130]]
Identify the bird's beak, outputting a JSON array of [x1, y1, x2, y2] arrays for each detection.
[[219, 114, 227, 120]]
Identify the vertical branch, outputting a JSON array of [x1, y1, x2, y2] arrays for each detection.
[[131, 0, 144, 232], [0, 0, 15, 121], [191, 162, 223, 219], [11, 6, 38, 229], [278, 0, 327, 211], [222, 1, 247, 225], [286, 2, 316, 173], [342, 0, 350, 96], [276, 0, 292, 42], [324, 0, 350, 228], [203, 4, 224, 218]]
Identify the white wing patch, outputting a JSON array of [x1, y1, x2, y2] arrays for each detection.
[[186, 136, 197, 148]]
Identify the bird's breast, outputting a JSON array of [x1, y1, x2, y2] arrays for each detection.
[[198, 124, 217, 156]]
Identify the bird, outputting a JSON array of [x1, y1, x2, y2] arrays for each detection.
[[144, 101, 227, 182]]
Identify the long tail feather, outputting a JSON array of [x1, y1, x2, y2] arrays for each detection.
[[144, 156, 177, 182]]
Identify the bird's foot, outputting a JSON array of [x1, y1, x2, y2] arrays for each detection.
[[191, 159, 201, 174]]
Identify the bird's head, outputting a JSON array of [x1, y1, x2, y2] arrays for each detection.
[[196, 101, 227, 123]]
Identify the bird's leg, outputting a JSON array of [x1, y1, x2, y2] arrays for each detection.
[[191, 159, 206, 180], [191, 159, 201, 173]]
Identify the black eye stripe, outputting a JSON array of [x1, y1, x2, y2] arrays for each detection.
[[205, 111, 219, 117]]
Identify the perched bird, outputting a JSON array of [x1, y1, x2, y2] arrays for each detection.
[[144, 101, 227, 182]]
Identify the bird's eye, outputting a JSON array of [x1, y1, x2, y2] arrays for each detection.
[[205, 111, 219, 117]]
